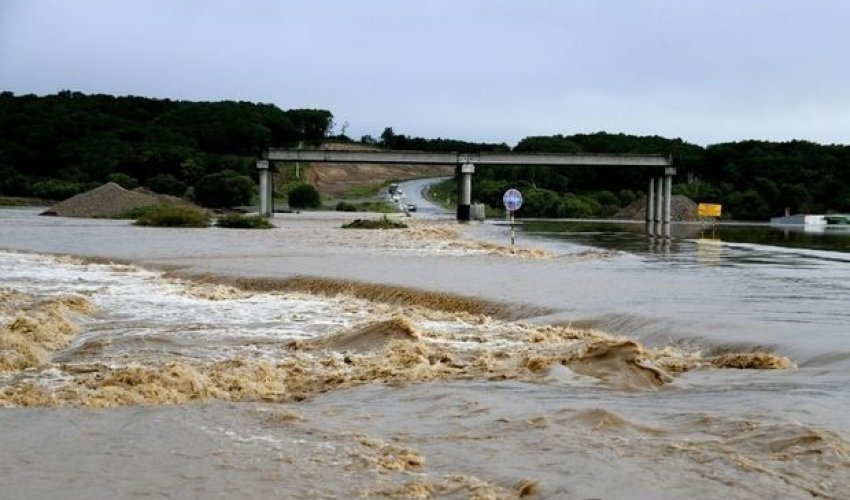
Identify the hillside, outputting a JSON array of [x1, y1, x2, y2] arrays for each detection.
[[301, 143, 453, 196]]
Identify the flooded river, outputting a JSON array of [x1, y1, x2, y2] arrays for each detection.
[[1, 207, 848, 499]]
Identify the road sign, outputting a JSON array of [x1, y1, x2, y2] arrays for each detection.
[[503, 188, 523, 212], [698, 203, 722, 217]]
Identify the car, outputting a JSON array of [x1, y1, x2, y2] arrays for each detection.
[[406, 203, 417, 212]]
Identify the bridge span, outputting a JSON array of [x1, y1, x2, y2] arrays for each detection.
[[258, 149, 675, 232]]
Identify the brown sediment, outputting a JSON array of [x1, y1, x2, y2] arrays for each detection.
[[0, 382, 59, 407], [646, 346, 793, 374], [0, 294, 96, 372], [405, 221, 551, 259], [515, 479, 539, 498], [708, 352, 792, 370], [177, 274, 552, 320], [566, 340, 673, 390], [1, 310, 799, 409], [296, 316, 421, 354], [376, 444, 425, 472], [557, 408, 665, 435], [664, 417, 850, 499], [257, 408, 305, 424], [563, 249, 620, 260], [406, 224, 461, 242], [0, 288, 31, 312], [368, 474, 529, 499], [180, 282, 252, 301]]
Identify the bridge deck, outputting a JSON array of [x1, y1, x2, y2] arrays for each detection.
[[264, 149, 671, 167]]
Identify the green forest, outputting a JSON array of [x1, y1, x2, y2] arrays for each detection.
[[1, 91, 849, 219], [0, 91, 332, 206], [377, 129, 850, 220]]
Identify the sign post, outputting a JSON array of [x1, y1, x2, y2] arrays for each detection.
[[503, 188, 523, 253], [697, 203, 722, 238]]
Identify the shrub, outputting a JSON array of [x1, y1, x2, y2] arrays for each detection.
[[29, 179, 82, 200], [107, 173, 139, 190], [194, 171, 255, 208], [341, 216, 408, 229], [335, 201, 357, 212], [215, 213, 274, 229], [134, 205, 209, 227], [288, 184, 321, 209]]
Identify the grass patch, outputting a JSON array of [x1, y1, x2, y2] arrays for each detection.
[[342, 216, 408, 230], [215, 213, 274, 229], [427, 178, 457, 210], [134, 205, 210, 228], [343, 181, 390, 199]]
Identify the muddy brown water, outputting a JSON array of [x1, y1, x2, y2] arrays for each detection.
[[1, 207, 849, 499]]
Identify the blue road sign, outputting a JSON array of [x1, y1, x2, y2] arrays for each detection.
[[503, 188, 523, 211]]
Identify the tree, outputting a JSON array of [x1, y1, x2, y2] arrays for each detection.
[[194, 171, 255, 208], [287, 184, 321, 209], [146, 173, 187, 196]]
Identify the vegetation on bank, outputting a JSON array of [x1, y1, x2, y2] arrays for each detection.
[[0, 197, 46, 207], [287, 184, 322, 209], [134, 205, 210, 227], [215, 213, 274, 229], [341, 216, 408, 229]]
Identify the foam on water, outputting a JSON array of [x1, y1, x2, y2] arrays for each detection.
[[1, 250, 796, 410]]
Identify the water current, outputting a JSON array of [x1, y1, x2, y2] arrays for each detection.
[[1, 207, 849, 499]]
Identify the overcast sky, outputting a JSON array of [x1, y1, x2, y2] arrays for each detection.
[[2, 0, 849, 146]]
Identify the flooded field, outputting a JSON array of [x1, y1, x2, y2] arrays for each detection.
[[1, 207, 849, 499]]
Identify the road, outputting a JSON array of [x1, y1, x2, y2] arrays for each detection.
[[396, 176, 451, 218]]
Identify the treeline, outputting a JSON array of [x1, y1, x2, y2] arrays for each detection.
[[460, 133, 849, 220], [3, 91, 848, 219], [0, 91, 332, 205], [367, 127, 510, 153]]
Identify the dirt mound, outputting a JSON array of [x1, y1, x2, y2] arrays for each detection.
[[613, 195, 700, 221], [41, 182, 200, 218], [301, 143, 453, 196]]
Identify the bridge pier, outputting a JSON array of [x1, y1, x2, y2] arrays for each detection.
[[646, 177, 655, 224], [457, 162, 474, 222], [663, 170, 673, 228], [647, 167, 676, 237], [257, 160, 273, 217]]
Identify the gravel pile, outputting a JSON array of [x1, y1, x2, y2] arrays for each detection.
[[613, 195, 700, 221], [41, 183, 198, 218]]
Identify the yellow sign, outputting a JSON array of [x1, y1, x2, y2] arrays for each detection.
[[698, 203, 722, 218]]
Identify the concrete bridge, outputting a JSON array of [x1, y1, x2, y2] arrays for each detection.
[[258, 149, 675, 232]]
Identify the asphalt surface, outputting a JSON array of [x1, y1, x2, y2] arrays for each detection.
[[395, 176, 452, 218]]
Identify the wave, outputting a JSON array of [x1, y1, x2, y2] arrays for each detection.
[[0, 291, 96, 372], [176, 274, 553, 321], [1, 314, 791, 409]]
